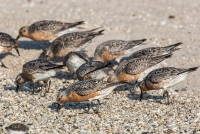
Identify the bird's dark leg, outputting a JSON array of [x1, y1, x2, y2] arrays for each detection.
[[56, 103, 61, 113], [45, 79, 51, 93], [0, 60, 8, 69], [93, 99, 101, 114], [32, 82, 35, 95], [15, 48, 20, 56], [139, 88, 143, 101], [16, 85, 19, 92], [163, 90, 169, 105], [85, 101, 93, 113]]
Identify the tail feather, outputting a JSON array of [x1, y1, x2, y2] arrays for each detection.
[[152, 53, 172, 63], [187, 66, 199, 72], [178, 66, 199, 75], [45, 65, 65, 70], [128, 39, 147, 46], [88, 26, 103, 32], [165, 42, 182, 52], [105, 81, 128, 88], [68, 21, 84, 27], [90, 29, 104, 37]]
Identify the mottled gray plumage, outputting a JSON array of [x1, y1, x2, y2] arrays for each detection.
[[128, 42, 182, 59], [147, 67, 199, 84], [22, 20, 84, 35], [23, 59, 63, 74], [76, 61, 112, 79], [5, 123, 29, 132], [132, 66, 198, 104], [0, 32, 18, 47], [63, 79, 106, 96], [44, 28, 104, 58], [94, 39, 146, 61], [117, 54, 172, 75]]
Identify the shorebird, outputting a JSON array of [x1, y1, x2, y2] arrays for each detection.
[[76, 61, 113, 81], [5, 123, 29, 134], [16, 20, 84, 41], [63, 51, 90, 78], [43, 27, 104, 59], [132, 66, 199, 104], [93, 39, 146, 62], [56, 79, 125, 113], [127, 42, 182, 60], [15, 59, 63, 94], [0, 32, 20, 68], [107, 54, 172, 83]]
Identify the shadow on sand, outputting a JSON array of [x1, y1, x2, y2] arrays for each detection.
[[18, 40, 50, 50]]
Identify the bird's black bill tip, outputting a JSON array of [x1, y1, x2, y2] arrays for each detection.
[[15, 48, 20, 56], [16, 35, 20, 40], [0, 61, 9, 69]]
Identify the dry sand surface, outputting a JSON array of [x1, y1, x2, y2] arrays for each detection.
[[0, 0, 200, 133]]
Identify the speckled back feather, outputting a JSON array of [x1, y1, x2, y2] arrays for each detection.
[[146, 67, 198, 84], [128, 42, 182, 59], [49, 29, 104, 55], [0, 32, 17, 47], [23, 59, 63, 74], [76, 61, 111, 78], [94, 39, 146, 58], [27, 20, 84, 34]]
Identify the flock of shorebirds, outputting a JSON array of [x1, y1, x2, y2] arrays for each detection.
[[0, 20, 198, 133]]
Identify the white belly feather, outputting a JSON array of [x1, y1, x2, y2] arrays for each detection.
[[34, 70, 56, 81]]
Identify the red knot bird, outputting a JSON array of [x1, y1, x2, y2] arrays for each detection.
[[63, 51, 90, 79], [76, 61, 113, 81], [0, 32, 20, 68], [127, 42, 182, 59], [107, 54, 172, 83], [5, 123, 29, 134], [43, 27, 104, 59], [56, 79, 125, 113], [93, 39, 146, 62], [15, 59, 64, 94], [132, 66, 199, 104], [16, 20, 84, 41]]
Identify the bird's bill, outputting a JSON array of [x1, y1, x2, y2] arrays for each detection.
[[0, 61, 9, 69], [15, 48, 20, 56], [16, 35, 20, 40]]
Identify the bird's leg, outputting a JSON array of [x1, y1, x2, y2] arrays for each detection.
[[139, 88, 143, 101], [0, 60, 8, 69], [163, 90, 170, 105], [56, 103, 61, 113], [45, 79, 51, 93], [32, 81, 35, 95], [127, 81, 137, 94], [15, 48, 20, 56], [93, 99, 101, 114], [85, 101, 93, 113]]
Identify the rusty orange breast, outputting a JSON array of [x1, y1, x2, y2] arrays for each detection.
[[101, 50, 125, 62], [22, 68, 35, 81], [30, 31, 58, 41], [68, 91, 100, 102], [55, 49, 71, 58], [119, 72, 139, 82]]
